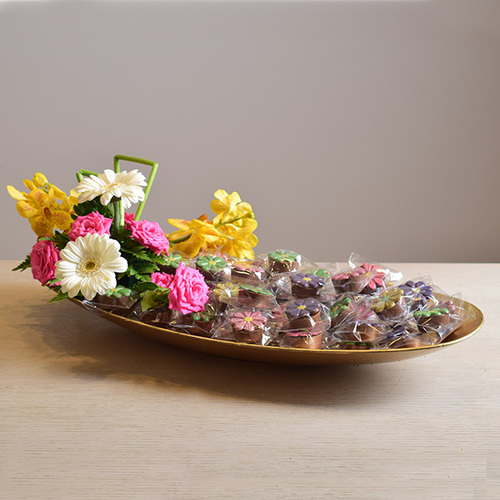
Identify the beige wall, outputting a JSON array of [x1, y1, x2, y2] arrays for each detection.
[[2, 1, 499, 263]]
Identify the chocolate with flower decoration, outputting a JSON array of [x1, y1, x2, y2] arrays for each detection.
[[7, 155, 478, 353]]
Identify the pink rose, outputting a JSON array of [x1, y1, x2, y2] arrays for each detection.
[[151, 272, 174, 289], [68, 211, 113, 241], [127, 218, 170, 255], [166, 262, 209, 315], [124, 212, 135, 229], [31, 239, 60, 286]]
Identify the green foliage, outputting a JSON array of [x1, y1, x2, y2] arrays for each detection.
[[120, 238, 169, 282], [140, 288, 170, 312], [48, 291, 69, 303], [51, 231, 71, 251], [73, 199, 113, 218], [12, 255, 31, 272], [135, 281, 159, 293]]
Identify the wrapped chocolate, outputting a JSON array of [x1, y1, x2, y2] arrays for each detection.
[[271, 267, 335, 303], [266, 249, 302, 274], [280, 324, 325, 350], [383, 319, 437, 348], [413, 296, 468, 342], [329, 295, 357, 327], [93, 286, 140, 316], [229, 258, 268, 285], [331, 299, 387, 344], [213, 307, 273, 345], [157, 252, 184, 275], [171, 302, 219, 338], [370, 286, 410, 321], [194, 254, 231, 283], [398, 277, 435, 312], [214, 281, 278, 310]]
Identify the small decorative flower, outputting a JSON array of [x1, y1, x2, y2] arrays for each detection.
[[75, 169, 147, 209], [330, 297, 351, 319], [230, 310, 267, 332], [357, 263, 387, 292], [414, 307, 450, 319], [213, 282, 240, 299], [268, 250, 299, 263], [54, 233, 128, 300], [196, 255, 228, 273], [30, 239, 60, 286], [164, 253, 183, 269], [371, 288, 404, 313], [331, 268, 366, 281], [312, 268, 330, 279], [399, 280, 433, 303], [284, 298, 321, 319], [291, 273, 324, 289], [68, 211, 113, 241]]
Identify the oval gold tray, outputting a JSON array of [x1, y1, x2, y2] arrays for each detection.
[[71, 299, 483, 365]]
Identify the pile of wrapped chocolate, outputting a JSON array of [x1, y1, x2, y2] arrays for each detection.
[[89, 250, 471, 350]]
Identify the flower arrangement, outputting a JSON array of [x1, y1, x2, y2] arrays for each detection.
[[7, 155, 258, 316], [7, 155, 474, 353]]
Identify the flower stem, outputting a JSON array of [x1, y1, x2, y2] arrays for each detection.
[[75, 169, 99, 182], [110, 200, 125, 236], [168, 233, 193, 245], [113, 154, 158, 221]]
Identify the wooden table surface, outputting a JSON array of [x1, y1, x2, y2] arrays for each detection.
[[0, 261, 498, 500]]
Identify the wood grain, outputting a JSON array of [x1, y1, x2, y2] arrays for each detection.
[[1, 262, 498, 500]]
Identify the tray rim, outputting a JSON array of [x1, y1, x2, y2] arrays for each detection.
[[69, 297, 484, 365]]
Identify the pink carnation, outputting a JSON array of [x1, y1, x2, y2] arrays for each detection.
[[151, 272, 174, 289], [127, 217, 170, 255], [166, 262, 209, 315], [30, 239, 60, 286], [68, 211, 113, 241]]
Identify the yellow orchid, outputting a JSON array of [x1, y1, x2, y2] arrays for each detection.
[[7, 173, 76, 237], [218, 219, 259, 260], [168, 189, 259, 260], [20, 172, 78, 205], [211, 189, 254, 227], [167, 216, 223, 259]]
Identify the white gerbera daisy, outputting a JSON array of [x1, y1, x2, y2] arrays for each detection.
[[75, 169, 147, 209], [55, 233, 128, 300]]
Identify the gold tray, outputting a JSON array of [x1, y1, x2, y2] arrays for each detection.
[[71, 299, 483, 365]]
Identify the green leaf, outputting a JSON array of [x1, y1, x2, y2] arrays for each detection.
[[135, 281, 159, 292], [140, 288, 170, 312], [12, 255, 31, 272], [49, 292, 69, 303], [73, 199, 113, 218], [52, 231, 70, 251]]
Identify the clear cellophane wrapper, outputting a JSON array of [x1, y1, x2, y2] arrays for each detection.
[[82, 250, 476, 350], [275, 298, 331, 349], [212, 306, 275, 345], [168, 301, 220, 338], [212, 280, 279, 310]]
